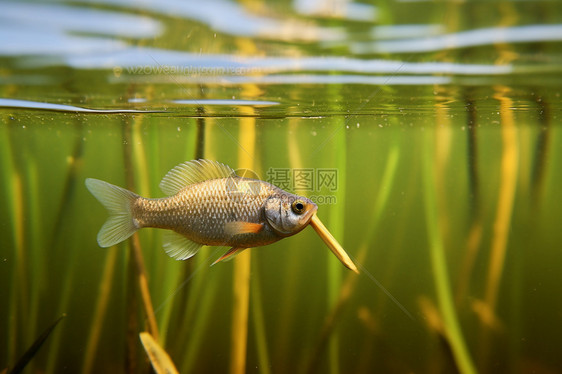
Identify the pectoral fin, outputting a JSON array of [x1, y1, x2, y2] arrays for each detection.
[[224, 221, 264, 236], [212, 247, 246, 265]]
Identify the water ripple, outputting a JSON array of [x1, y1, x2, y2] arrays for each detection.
[[0, 2, 160, 56], [171, 99, 280, 106], [0, 98, 161, 113], [352, 24, 562, 54], [72, 0, 345, 42], [65, 47, 512, 76]]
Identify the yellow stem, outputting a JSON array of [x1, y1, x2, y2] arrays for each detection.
[[83, 247, 118, 374], [486, 85, 518, 310], [309, 214, 358, 274], [139, 331, 179, 374], [230, 77, 258, 374]]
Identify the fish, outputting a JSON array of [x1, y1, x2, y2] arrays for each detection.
[[85, 159, 319, 264]]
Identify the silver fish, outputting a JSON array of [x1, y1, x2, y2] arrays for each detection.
[[85, 159, 318, 263]]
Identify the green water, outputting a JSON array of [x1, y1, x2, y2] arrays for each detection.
[[2, 1, 562, 373]]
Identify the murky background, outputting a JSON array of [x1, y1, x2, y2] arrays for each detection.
[[1, 0, 562, 373]]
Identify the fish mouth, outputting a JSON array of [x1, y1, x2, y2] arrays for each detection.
[[300, 203, 318, 225]]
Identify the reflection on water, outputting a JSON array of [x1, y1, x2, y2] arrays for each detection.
[[1, 0, 560, 101], [0, 2, 158, 55], [1, 0, 562, 373], [352, 24, 562, 54]]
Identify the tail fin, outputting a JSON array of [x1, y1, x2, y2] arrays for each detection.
[[85, 178, 140, 247]]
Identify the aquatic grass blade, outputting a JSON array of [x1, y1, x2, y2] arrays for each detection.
[[423, 130, 476, 374], [230, 91, 258, 374], [123, 115, 160, 342], [179, 258, 222, 373], [82, 247, 118, 374], [309, 214, 358, 274], [139, 332, 179, 374], [250, 262, 271, 374], [8, 314, 65, 374]]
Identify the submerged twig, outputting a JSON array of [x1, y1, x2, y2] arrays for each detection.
[[309, 215, 358, 274]]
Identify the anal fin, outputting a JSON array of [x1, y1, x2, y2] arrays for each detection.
[[162, 231, 202, 260], [212, 247, 246, 266]]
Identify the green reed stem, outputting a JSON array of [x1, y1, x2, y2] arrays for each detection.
[[230, 114, 256, 374], [195, 108, 206, 159], [124, 246, 138, 374], [179, 119, 217, 372], [45, 123, 86, 374], [274, 119, 305, 370], [9, 314, 66, 374], [306, 143, 400, 374], [175, 249, 210, 336], [1, 122, 19, 366], [364, 145, 400, 244], [456, 93, 483, 307], [155, 262, 182, 346], [531, 94, 551, 204], [251, 261, 272, 374], [158, 118, 203, 348], [142, 117, 181, 346], [124, 116, 159, 341], [180, 265, 222, 373], [23, 156, 44, 373], [158, 118, 201, 353], [326, 118, 346, 374], [423, 131, 476, 374], [82, 247, 118, 374], [476, 86, 519, 370]]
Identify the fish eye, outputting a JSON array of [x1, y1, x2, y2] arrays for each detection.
[[291, 200, 305, 214]]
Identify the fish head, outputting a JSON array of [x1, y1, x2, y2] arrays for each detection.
[[265, 193, 318, 237]]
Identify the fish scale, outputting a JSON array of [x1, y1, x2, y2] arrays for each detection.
[[135, 178, 283, 246]]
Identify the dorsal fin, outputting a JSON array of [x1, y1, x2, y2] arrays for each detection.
[[159, 159, 236, 196]]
